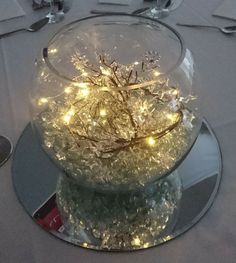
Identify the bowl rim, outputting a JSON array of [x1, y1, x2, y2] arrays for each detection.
[[42, 14, 186, 87]]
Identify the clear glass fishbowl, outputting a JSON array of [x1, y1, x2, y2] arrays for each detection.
[[30, 15, 202, 250]]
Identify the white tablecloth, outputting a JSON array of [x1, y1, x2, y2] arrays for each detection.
[[1, 0, 236, 262]]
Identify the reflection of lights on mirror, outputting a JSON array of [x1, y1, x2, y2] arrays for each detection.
[[74, 82, 89, 88], [131, 236, 141, 246]]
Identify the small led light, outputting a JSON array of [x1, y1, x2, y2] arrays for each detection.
[[153, 70, 160, 77], [143, 243, 149, 248], [38, 97, 48, 106], [80, 88, 90, 97], [81, 71, 88, 77], [172, 89, 179, 96], [140, 105, 147, 113], [67, 109, 75, 116], [146, 137, 156, 146], [100, 109, 107, 117], [100, 66, 111, 76], [75, 82, 89, 88], [100, 86, 110, 91], [166, 113, 178, 122], [64, 86, 73, 94], [63, 114, 72, 125], [134, 61, 139, 65]]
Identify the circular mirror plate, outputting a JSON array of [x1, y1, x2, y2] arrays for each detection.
[[12, 120, 222, 251]]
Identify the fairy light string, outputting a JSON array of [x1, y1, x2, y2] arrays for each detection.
[[62, 52, 187, 158], [37, 50, 196, 187]]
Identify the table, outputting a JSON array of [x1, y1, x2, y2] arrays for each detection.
[[0, 0, 236, 262]]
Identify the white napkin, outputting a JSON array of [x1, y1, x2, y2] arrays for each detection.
[[0, 0, 25, 22], [98, 0, 132, 5], [213, 0, 236, 21]]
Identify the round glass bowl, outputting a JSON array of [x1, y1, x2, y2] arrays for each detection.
[[30, 15, 201, 192]]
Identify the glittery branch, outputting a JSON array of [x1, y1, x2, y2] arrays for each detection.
[[37, 50, 197, 184]]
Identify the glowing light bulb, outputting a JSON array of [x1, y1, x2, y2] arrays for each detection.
[[64, 86, 73, 94], [62, 108, 75, 125], [140, 105, 147, 113], [146, 136, 156, 147], [81, 71, 88, 77], [134, 61, 139, 65], [38, 97, 48, 106], [100, 66, 111, 76], [166, 113, 178, 122], [67, 108, 75, 116], [75, 82, 89, 88], [172, 89, 179, 96], [100, 109, 107, 117], [101, 86, 110, 91], [63, 114, 72, 125], [80, 88, 90, 97]]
